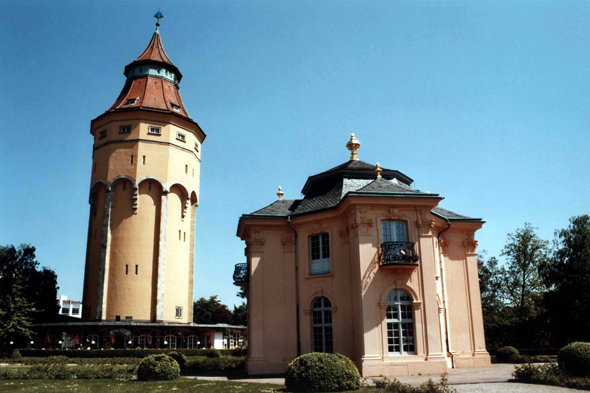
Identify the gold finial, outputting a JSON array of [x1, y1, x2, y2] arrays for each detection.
[[346, 133, 361, 161], [277, 186, 284, 201], [375, 163, 382, 179]]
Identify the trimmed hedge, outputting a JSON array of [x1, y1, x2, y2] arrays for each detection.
[[0, 356, 145, 365], [496, 346, 520, 363], [167, 351, 189, 371], [0, 364, 137, 380], [20, 348, 245, 358], [558, 342, 590, 377], [285, 353, 361, 392], [137, 354, 180, 381], [207, 349, 221, 358], [185, 356, 245, 374]]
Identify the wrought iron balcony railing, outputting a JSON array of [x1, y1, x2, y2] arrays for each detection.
[[378, 242, 419, 266], [233, 263, 249, 283]]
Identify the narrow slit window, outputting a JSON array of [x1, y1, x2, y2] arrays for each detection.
[[142, 155, 146, 165], [125, 265, 128, 275], [175, 307, 183, 319], [192, 169, 194, 177], [148, 182, 152, 192], [194, 142, 199, 152], [184, 232, 186, 242], [179, 230, 181, 241], [130, 155, 134, 165], [123, 182, 126, 191], [185, 165, 188, 174], [135, 265, 138, 276]]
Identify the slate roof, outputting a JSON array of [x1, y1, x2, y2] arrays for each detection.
[[245, 160, 482, 222]]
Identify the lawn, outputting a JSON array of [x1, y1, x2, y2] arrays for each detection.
[[0, 379, 386, 393]]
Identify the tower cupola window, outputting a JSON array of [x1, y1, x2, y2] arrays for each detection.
[[98, 130, 107, 140], [119, 125, 131, 134], [125, 98, 137, 106], [148, 127, 161, 135], [176, 132, 186, 141], [172, 104, 180, 112]]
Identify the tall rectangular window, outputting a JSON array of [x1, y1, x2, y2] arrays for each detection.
[[310, 233, 330, 275], [130, 155, 134, 165], [175, 307, 183, 319], [142, 155, 146, 165], [382, 221, 408, 242], [135, 265, 138, 276], [125, 264, 128, 275]]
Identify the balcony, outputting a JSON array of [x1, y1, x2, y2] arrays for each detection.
[[378, 241, 419, 268], [233, 263, 249, 286]]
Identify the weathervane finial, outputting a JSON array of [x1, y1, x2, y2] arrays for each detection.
[[154, 10, 164, 28]]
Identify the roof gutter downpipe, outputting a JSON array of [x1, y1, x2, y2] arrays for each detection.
[[287, 216, 301, 357], [438, 218, 455, 368]]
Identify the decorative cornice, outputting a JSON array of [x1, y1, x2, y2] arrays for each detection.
[[282, 231, 295, 253], [382, 207, 410, 221], [339, 225, 350, 244], [440, 237, 450, 255], [463, 230, 478, 254], [246, 228, 266, 253], [349, 207, 373, 236], [416, 208, 435, 236]]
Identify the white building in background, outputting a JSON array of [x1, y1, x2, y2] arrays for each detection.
[[58, 296, 82, 319]]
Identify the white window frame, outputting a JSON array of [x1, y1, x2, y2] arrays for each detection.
[[175, 306, 183, 319], [386, 289, 416, 355], [381, 220, 408, 242], [312, 297, 333, 353], [172, 104, 180, 112], [310, 233, 330, 275], [148, 126, 161, 135]]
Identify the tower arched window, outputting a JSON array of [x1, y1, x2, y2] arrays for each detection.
[[386, 289, 415, 355], [312, 297, 333, 353], [381, 220, 408, 242]]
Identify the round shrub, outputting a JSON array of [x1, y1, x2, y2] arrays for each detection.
[[137, 354, 180, 381], [285, 353, 361, 392], [231, 348, 245, 357], [10, 349, 22, 360], [167, 351, 188, 371], [496, 346, 520, 363], [558, 342, 590, 377], [207, 349, 221, 358]]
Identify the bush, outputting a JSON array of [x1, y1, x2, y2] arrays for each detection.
[[496, 346, 520, 363], [185, 356, 245, 374], [207, 349, 221, 358], [47, 355, 69, 364], [137, 354, 180, 381], [558, 342, 590, 377], [285, 353, 361, 392], [167, 351, 188, 371], [10, 349, 21, 360], [20, 348, 238, 358], [0, 364, 137, 380], [231, 348, 246, 357], [373, 374, 456, 393]]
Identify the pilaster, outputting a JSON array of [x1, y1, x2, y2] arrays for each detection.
[[96, 186, 113, 320], [156, 190, 168, 321]]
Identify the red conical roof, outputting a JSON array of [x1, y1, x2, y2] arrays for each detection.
[[134, 29, 176, 67]]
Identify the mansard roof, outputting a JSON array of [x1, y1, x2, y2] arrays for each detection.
[[243, 160, 481, 222]]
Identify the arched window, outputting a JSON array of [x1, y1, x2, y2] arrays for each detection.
[[386, 289, 415, 355], [381, 220, 408, 242], [187, 335, 199, 349], [312, 297, 333, 353], [164, 335, 177, 349]]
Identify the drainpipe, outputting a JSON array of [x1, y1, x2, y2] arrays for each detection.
[[438, 218, 455, 368], [287, 216, 301, 356]]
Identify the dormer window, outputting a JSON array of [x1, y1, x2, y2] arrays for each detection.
[[148, 126, 161, 135], [171, 104, 180, 112], [98, 130, 107, 140], [126, 98, 137, 106]]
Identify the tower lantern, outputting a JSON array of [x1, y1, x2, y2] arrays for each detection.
[[82, 22, 206, 323]]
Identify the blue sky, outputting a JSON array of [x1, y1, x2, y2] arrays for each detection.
[[1, 0, 589, 308]]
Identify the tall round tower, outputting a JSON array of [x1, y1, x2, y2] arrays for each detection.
[[82, 24, 206, 323]]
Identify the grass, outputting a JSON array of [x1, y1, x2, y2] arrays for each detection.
[[0, 379, 387, 393]]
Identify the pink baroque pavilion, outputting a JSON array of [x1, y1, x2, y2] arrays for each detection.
[[235, 134, 490, 377]]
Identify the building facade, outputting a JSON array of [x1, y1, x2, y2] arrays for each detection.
[[236, 135, 490, 377], [81, 24, 206, 324], [58, 296, 82, 319]]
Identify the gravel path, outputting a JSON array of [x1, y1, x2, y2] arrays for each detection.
[[454, 382, 581, 392]]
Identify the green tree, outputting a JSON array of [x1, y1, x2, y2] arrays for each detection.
[[0, 244, 58, 349], [544, 215, 590, 345], [501, 223, 549, 320], [193, 295, 236, 324], [233, 302, 247, 326]]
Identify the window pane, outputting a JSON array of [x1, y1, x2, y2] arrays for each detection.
[[321, 234, 330, 258]]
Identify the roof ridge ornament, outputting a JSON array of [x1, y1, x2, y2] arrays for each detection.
[[375, 163, 382, 180], [154, 10, 164, 29], [346, 133, 361, 161], [277, 186, 284, 201]]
